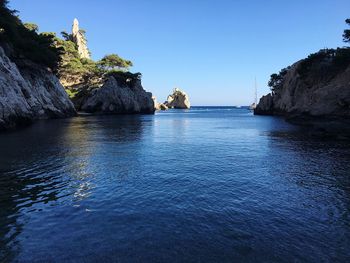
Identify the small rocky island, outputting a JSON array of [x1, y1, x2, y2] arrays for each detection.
[[154, 88, 191, 110]]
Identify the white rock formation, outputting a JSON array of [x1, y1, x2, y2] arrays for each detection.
[[72, 18, 90, 59], [165, 88, 190, 109], [0, 46, 76, 130], [152, 96, 168, 111]]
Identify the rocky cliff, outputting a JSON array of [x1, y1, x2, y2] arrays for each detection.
[[59, 19, 154, 115], [0, 46, 76, 130], [70, 72, 154, 114], [255, 48, 350, 118]]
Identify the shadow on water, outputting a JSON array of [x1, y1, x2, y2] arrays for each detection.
[[0, 115, 146, 261], [265, 127, 350, 199], [256, 126, 350, 260], [0, 168, 60, 261]]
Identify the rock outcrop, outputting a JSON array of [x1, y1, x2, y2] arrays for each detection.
[[60, 19, 154, 115], [254, 94, 274, 115], [71, 73, 154, 114], [255, 50, 350, 118], [164, 88, 190, 109], [72, 18, 90, 59], [152, 96, 168, 111], [0, 46, 76, 130]]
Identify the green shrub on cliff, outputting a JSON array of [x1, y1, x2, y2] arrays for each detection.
[[268, 18, 350, 91], [23, 23, 39, 32], [56, 31, 134, 82], [60, 31, 73, 42], [55, 36, 102, 81], [343, 18, 350, 43], [97, 54, 133, 71], [0, 0, 61, 69], [297, 19, 350, 78], [297, 48, 350, 79], [268, 67, 290, 93], [0, 0, 137, 85], [106, 70, 141, 83]]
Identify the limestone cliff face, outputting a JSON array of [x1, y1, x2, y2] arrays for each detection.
[[72, 18, 90, 59], [165, 88, 191, 109], [0, 46, 76, 130], [255, 56, 350, 118], [72, 74, 155, 114]]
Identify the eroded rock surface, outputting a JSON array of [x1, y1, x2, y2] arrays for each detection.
[[72, 74, 155, 114], [255, 55, 350, 118], [165, 88, 190, 109], [0, 46, 76, 130], [72, 18, 90, 59], [152, 96, 168, 111]]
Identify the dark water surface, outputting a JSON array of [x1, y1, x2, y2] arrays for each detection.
[[0, 107, 350, 262]]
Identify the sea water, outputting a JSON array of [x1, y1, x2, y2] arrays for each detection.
[[0, 107, 349, 262]]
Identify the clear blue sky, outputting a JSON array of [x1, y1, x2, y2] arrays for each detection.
[[10, 0, 350, 105]]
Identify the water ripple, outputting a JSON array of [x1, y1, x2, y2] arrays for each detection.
[[0, 108, 349, 262]]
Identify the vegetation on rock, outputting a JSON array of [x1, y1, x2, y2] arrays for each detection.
[[56, 36, 100, 78], [268, 67, 290, 93], [98, 54, 133, 72], [256, 18, 350, 118], [56, 30, 135, 99], [268, 18, 350, 94], [297, 48, 350, 80], [343, 18, 350, 43], [106, 70, 142, 84], [0, 0, 62, 69], [0, 0, 138, 99], [23, 23, 39, 32]]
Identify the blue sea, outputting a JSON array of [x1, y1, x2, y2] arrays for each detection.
[[0, 107, 350, 262]]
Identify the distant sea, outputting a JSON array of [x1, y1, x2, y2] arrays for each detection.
[[1, 107, 350, 262]]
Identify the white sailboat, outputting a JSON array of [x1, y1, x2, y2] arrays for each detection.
[[249, 78, 257, 110]]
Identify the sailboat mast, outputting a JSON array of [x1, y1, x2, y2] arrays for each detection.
[[254, 77, 257, 105]]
